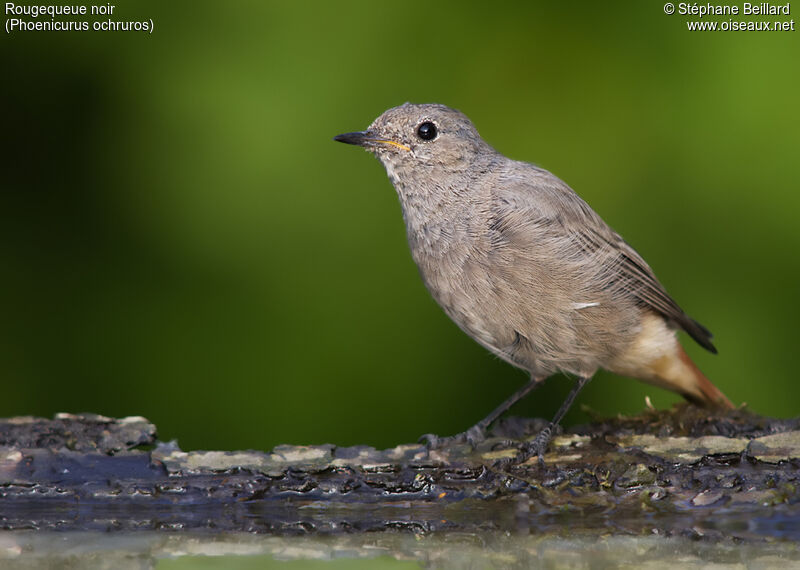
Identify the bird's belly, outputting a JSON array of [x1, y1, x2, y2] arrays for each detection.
[[413, 250, 640, 378]]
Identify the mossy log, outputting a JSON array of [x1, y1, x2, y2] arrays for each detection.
[[1, 407, 799, 541]]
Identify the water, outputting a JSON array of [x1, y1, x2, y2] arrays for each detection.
[[2, 517, 799, 569]]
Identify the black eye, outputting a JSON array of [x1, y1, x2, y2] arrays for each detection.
[[416, 121, 437, 141]]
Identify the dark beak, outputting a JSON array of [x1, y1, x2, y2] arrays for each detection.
[[333, 131, 370, 146], [333, 131, 411, 152]]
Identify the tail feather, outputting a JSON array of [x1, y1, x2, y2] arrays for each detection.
[[674, 345, 733, 409], [609, 312, 733, 409]]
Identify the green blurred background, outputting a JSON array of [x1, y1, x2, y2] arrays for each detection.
[[2, 2, 798, 451]]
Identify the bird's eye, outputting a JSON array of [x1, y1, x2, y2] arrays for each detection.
[[416, 121, 437, 141]]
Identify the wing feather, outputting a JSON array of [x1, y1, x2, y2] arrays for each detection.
[[494, 165, 717, 353]]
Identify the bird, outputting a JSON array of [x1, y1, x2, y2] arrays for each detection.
[[334, 103, 733, 464]]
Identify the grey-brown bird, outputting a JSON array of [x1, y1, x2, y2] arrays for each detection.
[[334, 103, 733, 463]]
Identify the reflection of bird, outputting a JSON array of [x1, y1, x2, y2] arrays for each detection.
[[335, 103, 732, 463]]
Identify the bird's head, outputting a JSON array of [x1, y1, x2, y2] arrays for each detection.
[[334, 103, 493, 178]]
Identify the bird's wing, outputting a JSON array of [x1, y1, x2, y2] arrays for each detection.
[[494, 165, 717, 353], [573, 225, 717, 353]]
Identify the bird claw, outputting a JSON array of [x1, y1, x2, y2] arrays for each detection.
[[492, 425, 553, 467], [419, 425, 487, 449]]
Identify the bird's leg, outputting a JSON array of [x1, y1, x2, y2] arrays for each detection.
[[498, 376, 591, 467], [420, 375, 545, 448]]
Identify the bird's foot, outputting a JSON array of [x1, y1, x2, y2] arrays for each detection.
[[493, 424, 554, 467], [419, 424, 487, 449]]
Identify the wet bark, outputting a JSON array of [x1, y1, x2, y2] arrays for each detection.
[[1, 406, 798, 539]]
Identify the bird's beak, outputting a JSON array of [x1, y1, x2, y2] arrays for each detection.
[[333, 131, 369, 146], [333, 131, 411, 152]]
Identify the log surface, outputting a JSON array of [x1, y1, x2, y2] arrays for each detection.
[[1, 407, 798, 540]]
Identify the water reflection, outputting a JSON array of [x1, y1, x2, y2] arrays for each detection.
[[1, 530, 799, 570]]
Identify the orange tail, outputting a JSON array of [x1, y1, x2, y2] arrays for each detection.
[[673, 345, 734, 409], [609, 313, 734, 409]]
